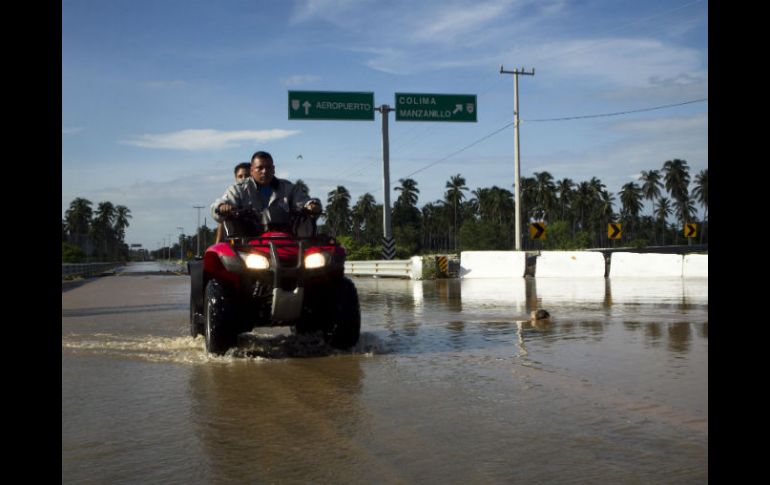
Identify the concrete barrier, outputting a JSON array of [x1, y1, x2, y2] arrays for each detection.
[[535, 251, 606, 278], [683, 254, 708, 278], [459, 251, 526, 278], [609, 253, 683, 278]]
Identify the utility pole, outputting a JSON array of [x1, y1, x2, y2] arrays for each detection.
[[193, 206, 205, 256], [500, 65, 535, 251], [176, 227, 184, 260], [376, 104, 396, 260]]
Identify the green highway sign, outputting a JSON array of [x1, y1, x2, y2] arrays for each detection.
[[288, 91, 375, 120], [395, 93, 477, 122]]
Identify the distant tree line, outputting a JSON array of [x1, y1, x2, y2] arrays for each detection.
[[316, 159, 707, 259], [62, 198, 132, 262]]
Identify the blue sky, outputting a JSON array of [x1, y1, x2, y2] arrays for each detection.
[[62, 0, 708, 251]]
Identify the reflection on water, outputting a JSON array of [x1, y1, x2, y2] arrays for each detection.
[[188, 357, 370, 484]]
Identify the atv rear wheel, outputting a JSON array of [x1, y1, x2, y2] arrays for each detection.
[[204, 280, 237, 355], [325, 277, 361, 349]]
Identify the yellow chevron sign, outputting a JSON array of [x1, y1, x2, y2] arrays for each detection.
[[684, 223, 697, 238], [529, 222, 546, 240], [608, 223, 622, 240], [436, 256, 448, 276]]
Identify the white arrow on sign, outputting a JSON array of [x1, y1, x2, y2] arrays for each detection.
[[453, 104, 463, 114], [302, 101, 311, 115]]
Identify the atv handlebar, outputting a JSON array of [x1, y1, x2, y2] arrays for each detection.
[[215, 205, 323, 220]]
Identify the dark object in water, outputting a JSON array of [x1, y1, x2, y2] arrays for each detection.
[[531, 309, 550, 320]]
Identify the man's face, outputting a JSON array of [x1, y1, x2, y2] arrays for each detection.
[[251, 157, 275, 185], [235, 168, 249, 183]]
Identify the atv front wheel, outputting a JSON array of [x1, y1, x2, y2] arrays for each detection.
[[190, 292, 204, 337], [204, 280, 237, 354], [325, 277, 361, 349]]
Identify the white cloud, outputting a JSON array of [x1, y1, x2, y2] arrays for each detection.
[[144, 80, 187, 89], [63, 127, 83, 135], [120, 129, 301, 151], [611, 112, 707, 135], [409, 1, 514, 44], [289, 0, 365, 24], [535, 38, 705, 89], [283, 74, 321, 86]]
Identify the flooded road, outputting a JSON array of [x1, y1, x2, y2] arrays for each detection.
[[62, 269, 707, 483]]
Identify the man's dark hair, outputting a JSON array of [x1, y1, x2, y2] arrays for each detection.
[[250, 151, 274, 164], [233, 162, 250, 174]]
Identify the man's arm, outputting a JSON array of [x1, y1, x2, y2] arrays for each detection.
[[211, 185, 239, 223]]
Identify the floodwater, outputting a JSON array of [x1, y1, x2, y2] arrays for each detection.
[[62, 267, 707, 484]]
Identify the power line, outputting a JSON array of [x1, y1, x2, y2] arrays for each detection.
[[525, 98, 707, 122], [400, 121, 513, 181]]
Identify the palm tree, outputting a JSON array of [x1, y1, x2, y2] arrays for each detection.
[[114, 205, 132, 243], [471, 187, 491, 221], [555, 178, 575, 222], [92, 201, 116, 258], [444, 174, 468, 250], [654, 197, 673, 245], [572, 181, 593, 234], [639, 170, 663, 212], [395, 178, 419, 208], [639, 170, 663, 244], [532, 171, 557, 222], [325, 186, 351, 237], [662, 159, 691, 226], [674, 194, 698, 244], [294, 179, 310, 196], [64, 197, 93, 247], [596, 190, 616, 246], [692, 169, 708, 243], [619, 182, 643, 238], [351, 193, 377, 242]]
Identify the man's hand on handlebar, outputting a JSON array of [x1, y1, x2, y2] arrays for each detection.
[[216, 203, 235, 215], [303, 200, 321, 215]]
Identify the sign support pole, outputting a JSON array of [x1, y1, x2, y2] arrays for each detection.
[[377, 104, 395, 259], [193, 205, 204, 256]]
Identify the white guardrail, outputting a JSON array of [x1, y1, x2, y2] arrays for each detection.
[[345, 258, 417, 279], [62, 262, 121, 278]]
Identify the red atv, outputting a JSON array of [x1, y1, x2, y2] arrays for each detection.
[[188, 206, 360, 355]]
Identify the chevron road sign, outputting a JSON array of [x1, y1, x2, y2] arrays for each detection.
[[684, 223, 698, 238], [382, 237, 396, 260], [437, 256, 449, 276], [608, 223, 622, 240], [529, 222, 546, 240]]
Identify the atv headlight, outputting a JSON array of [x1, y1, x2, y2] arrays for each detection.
[[239, 252, 270, 270], [304, 252, 327, 269]]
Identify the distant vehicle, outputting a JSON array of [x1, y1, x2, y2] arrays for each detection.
[[188, 206, 360, 355]]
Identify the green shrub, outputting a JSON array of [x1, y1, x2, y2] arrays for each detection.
[[62, 242, 86, 263]]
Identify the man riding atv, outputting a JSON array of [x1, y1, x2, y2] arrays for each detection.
[[211, 151, 322, 228], [189, 151, 361, 355]]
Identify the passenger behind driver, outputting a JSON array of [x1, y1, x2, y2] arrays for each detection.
[[214, 162, 252, 243]]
